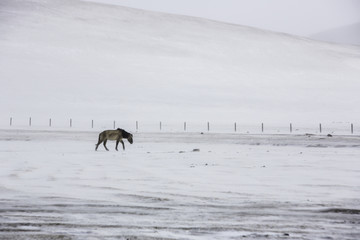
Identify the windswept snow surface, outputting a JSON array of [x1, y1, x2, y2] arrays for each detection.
[[1, 0, 360, 239], [0, 0, 360, 124], [0, 129, 360, 239]]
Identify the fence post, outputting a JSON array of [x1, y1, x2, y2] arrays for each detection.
[[160, 121, 162, 131], [207, 122, 210, 132], [70, 118, 72, 128], [29, 117, 32, 127], [290, 123, 292, 133], [10, 117, 12, 126], [234, 122, 237, 132], [136, 121, 138, 131], [319, 123, 322, 133], [261, 123, 264, 133], [351, 123, 354, 134], [91, 120, 94, 128], [113, 121, 116, 129], [49, 118, 52, 127], [184, 122, 186, 131]]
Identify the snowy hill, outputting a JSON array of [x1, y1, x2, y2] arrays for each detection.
[[311, 22, 360, 46], [1, 0, 360, 126]]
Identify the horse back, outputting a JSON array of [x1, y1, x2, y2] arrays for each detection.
[[100, 130, 122, 141]]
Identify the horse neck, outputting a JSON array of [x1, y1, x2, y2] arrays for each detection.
[[122, 130, 130, 138]]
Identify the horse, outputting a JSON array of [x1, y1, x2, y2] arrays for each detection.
[[95, 128, 133, 151]]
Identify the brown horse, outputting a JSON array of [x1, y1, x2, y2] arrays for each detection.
[[95, 128, 133, 151]]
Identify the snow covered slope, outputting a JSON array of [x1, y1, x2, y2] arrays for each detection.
[[1, 0, 360, 125]]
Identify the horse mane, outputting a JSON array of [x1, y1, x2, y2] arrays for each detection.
[[117, 128, 131, 138]]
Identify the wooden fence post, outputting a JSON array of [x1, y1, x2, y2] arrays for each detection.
[[18, 119, 349, 134], [10, 117, 12, 126], [351, 123, 354, 134]]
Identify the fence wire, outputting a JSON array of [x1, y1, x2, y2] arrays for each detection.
[[1, 117, 357, 135]]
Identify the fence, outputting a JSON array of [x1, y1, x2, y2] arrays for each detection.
[[1, 117, 358, 135]]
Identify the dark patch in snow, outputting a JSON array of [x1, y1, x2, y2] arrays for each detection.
[[306, 144, 328, 148], [321, 208, 360, 214]]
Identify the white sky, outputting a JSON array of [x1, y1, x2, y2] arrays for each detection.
[[83, 0, 360, 36]]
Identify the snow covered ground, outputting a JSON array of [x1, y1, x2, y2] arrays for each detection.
[[0, 129, 359, 239], [1, 0, 360, 239]]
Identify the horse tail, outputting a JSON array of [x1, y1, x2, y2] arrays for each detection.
[[96, 132, 103, 144], [95, 132, 104, 151]]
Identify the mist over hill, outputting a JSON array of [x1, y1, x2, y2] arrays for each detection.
[[1, 0, 360, 125], [311, 22, 360, 46]]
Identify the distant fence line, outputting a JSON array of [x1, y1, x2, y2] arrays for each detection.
[[4, 117, 357, 135]]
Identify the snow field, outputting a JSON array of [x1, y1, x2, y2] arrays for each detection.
[[0, 129, 359, 239]]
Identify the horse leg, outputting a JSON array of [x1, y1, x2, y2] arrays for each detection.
[[120, 140, 125, 150], [103, 139, 109, 151], [115, 139, 120, 151]]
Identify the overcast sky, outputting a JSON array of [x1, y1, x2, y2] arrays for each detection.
[[84, 0, 360, 37]]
